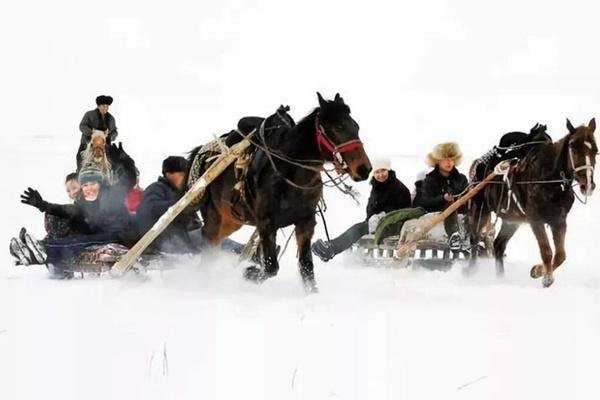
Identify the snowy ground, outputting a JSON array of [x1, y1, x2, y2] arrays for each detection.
[[1, 135, 600, 400]]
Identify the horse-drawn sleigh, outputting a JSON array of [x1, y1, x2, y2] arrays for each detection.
[[23, 97, 597, 290]]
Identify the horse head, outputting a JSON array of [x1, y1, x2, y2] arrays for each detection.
[[566, 118, 597, 196], [315, 92, 371, 181], [90, 130, 108, 163], [107, 142, 138, 191]]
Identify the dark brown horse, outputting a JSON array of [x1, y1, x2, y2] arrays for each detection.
[[186, 93, 372, 292], [468, 118, 597, 287]]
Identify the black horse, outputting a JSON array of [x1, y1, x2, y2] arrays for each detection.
[[186, 93, 372, 292], [468, 118, 597, 287]]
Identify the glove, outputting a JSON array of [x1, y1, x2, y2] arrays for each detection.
[[20, 187, 48, 212], [368, 212, 386, 233]]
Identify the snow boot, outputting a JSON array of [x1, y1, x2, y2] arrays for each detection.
[[20, 227, 47, 264], [9, 237, 32, 266], [311, 239, 336, 262]]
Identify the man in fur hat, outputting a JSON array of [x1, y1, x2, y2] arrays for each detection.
[[77, 95, 118, 166], [312, 157, 412, 262], [413, 142, 469, 249]]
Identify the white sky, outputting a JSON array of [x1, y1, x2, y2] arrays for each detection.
[[1, 0, 598, 171]]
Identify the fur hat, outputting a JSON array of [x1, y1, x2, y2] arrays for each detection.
[[426, 142, 463, 167], [78, 165, 104, 185], [162, 156, 188, 175], [371, 157, 392, 171], [95, 95, 113, 106]]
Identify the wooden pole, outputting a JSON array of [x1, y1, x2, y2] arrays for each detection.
[[110, 134, 254, 277], [395, 171, 498, 258]]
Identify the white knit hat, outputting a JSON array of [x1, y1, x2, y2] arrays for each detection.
[[371, 157, 392, 171]]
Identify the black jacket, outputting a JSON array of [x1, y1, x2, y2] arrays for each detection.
[[365, 170, 412, 220], [413, 166, 468, 212], [79, 109, 118, 145], [43, 186, 134, 240], [136, 177, 201, 250]]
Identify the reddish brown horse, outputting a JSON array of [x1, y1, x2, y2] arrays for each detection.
[[468, 118, 597, 287], [187, 93, 371, 292]]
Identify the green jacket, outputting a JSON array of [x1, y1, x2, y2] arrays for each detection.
[[79, 109, 118, 145]]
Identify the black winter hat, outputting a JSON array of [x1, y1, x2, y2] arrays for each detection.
[[78, 165, 104, 185], [96, 95, 113, 106], [162, 156, 188, 175]]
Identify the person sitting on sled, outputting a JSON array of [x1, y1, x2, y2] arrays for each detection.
[[311, 157, 412, 262], [412, 142, 469, 250], [136, 156, 245, 254], [12, 165, 137, 278], [42, 172, 85, 240]]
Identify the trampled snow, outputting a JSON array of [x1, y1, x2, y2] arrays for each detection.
[[2, 1, 600, 399]]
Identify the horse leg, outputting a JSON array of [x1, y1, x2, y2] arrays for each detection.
[[549, 220, 567, 273], [529, 222, 554, 287], [493, 221, 519, 277], [295, 219, 318, 293], [201, 204, 242, 246], [244, 229, 279, 283], [464, 199, 488, 275]]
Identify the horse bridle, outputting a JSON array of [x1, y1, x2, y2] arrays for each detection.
[[315, 114, 364, 169], [568, 139, 595, 195]]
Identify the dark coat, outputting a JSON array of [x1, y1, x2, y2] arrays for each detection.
[[365, 170, 412, 220], [79, 109, 118, 145], [136, 177, 201, 251], [413, 166, 468, 212], [43, 186, 135, 243]]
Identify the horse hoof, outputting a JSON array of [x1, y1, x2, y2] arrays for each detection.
[[243, 266, 266, 283], [530, 265, 543, 279], [542, 275, 554, 288], [303, 279, 319, 294]]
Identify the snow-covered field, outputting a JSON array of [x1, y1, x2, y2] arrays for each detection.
[[2, 136, 600, 400], [2, 1, 600, 399]]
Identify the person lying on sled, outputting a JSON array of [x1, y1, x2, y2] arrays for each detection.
[[13, 165, 137, 278], [311, 157, 412, 262], [412, 142, 469, 250], [136, 156, 244, 254], [43, 172, 84, 240]]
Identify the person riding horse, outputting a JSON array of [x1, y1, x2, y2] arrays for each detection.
[[77, 95, 118, 167]]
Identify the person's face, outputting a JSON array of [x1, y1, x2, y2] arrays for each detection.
[[97, 104, 109, 115], [65, 179, 80, 201], [81, 182, 101, 201], [373, 168, 389, 183], [438, 158, 456, 174], [166, 172, 186, 190]]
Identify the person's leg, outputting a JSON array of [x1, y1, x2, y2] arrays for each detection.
[[312, 221, 368, 262], [329, 221, 369, 253], [444, 212, 460, 236]]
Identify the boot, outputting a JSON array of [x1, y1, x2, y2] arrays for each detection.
[[311, 239, 336, 262], [20, 227, 47, 264], [9, 237, 33, 266]]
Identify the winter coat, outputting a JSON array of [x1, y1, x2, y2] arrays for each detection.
[[413, 166, 469, 213], [79, 109, 118, 145], [365, 170, 412, 220], [136, 177, 201, 250], [42, 186, 135, 243]]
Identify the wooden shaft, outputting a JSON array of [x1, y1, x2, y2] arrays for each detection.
[[396, 172, 497, 258], [110, 135, 253, 277]]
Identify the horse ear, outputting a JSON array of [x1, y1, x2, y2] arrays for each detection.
[[334, 93, 345, 104], [589, 118, 596, 132], [566, 118, 576, 134], [317, 92, 326, 107]]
